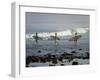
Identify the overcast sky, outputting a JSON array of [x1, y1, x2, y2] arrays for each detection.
[[26, 12, 89, 33]]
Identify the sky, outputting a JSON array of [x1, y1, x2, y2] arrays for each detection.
[[26, 12, 89, 33]]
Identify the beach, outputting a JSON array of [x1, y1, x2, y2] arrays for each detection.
[[26, 38, 89, 67]]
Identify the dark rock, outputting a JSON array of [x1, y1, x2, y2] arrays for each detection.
[[47, 58, 51, 62], [47, 54, 52, 58], [39, 57, 46, 63], [52, 59, 58, 64], [63, 52, 68, 54], [60, 64, 65, 66], [79, 48, 82, 50], [61, 53, 66, 57], [26, 56, 32, 67], [71, 51, 76, 53], [72, 61, 79, 65], [38, 50, 41, 53], [49, 64, 56, 66], [31, 56, 39, 62], [58, 57, 63, 62], [85, 52, 90, 59], [68, 58, 73, 62], [52, 55, 56, 58]]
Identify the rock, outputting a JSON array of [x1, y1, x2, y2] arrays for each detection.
[[47, 53, 52, 58], [82, 52, 90, 59], [38, 50, 41, 53], [63, 52, 68, 54], [60, 64, 65, 66], [58, 57, 63, 62], [26, 56, 32, 67], [86, 52, 89, 56], [52, 55, 56, 58], [52, 59, 58, 64], [79, 48, 82, 50], [72, 61, 79, 65], [71, 51, 76, 53], [31, 56, 39, 62], [68, 58, 73, 62], [39, 56, 46, 63], [49, 64, 55, 66]]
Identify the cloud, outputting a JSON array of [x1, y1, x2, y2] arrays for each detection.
[[26, 12, 89, 33]]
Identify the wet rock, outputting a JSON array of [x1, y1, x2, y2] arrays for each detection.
[[68, 58, 73, 62], [47, 58, 51, 62], [26, 56, 32, 62], [60, 64, 65, 66], [71, 51, 76, 53], [47, 53, 52, 58], [31, 56, 39, 62], [62, 52, 68, 57], [85, 52, 89, 59], [58, 57, 63, 62], [49, 64, 56, 66], [72, 61, 79, 65], [79, 48, 82, 50], [52, 59, 58, 64], [63, 52, 69, 54], [39, 56, 46, 63], [38, 50, 41, 53], [26, 56, 32, 67], [52, 55, 56, 58]]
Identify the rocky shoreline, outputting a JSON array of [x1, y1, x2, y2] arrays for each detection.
[[26, 49, 89, 67]]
